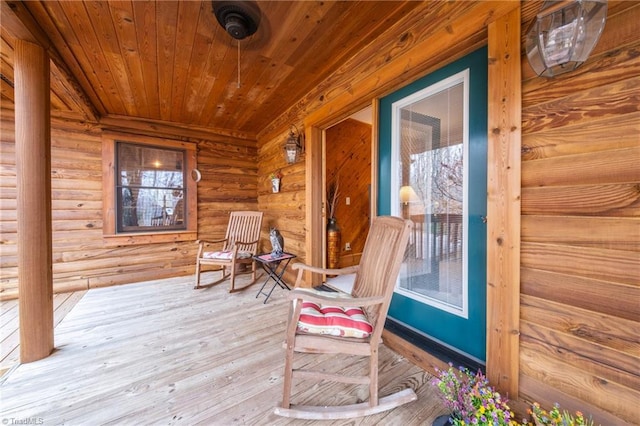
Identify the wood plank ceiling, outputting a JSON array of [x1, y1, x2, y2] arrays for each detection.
[[0, 0, 425, 136]]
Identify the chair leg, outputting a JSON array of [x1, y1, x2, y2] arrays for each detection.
[[194, 260, 202, 289], [369, 347, 379, 407], [281, 344, 295, 409], [229, 262, 236, 292]]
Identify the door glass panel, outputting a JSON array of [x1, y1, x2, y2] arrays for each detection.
[[391, 70, 468, 318]]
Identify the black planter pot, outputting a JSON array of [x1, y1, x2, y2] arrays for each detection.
[[432, 414, 453, 426]]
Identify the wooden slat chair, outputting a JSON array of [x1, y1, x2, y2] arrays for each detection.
[[274, 216, 416, 419], [194, 211, 263, 292]]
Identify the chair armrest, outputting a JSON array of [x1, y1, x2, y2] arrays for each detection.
[[196, 238, 228, 258], [196, 238, 227, 245], [287, 288, 385, 307], [232, 239, 259, 247], [291, 263, 359, 276]]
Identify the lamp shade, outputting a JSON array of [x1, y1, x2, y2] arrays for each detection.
[[399, 185, 420, 205], [526, 0, 607, 77]]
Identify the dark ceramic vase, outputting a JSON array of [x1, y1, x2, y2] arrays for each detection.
[[326, 217, 341, 269]]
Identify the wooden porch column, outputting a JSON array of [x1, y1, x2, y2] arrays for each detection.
[[15, 39, 54, 363], [486, 7, 522, 398]]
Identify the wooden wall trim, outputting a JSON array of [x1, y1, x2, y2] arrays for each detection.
[[370, 99, 380, 221], [382, 329, 450, 377], [303, 125, 324, 285], [486, 7, 522, 397], [99, 114, 256, 144]]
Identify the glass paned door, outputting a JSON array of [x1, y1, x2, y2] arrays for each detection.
[[378, 47, 487, 362]]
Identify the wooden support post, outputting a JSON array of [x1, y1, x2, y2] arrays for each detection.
[[304, 125, 324, 286], [486, 7, 522, 398], [15, 39, 54, 363]]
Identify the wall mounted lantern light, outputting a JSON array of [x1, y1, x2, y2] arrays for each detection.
[[525, 0, 607, 78], [283, 125, 304, 164]]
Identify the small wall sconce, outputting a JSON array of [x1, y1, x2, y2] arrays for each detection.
[[526, 0, 607, 78], [283, 125, 304, 164]]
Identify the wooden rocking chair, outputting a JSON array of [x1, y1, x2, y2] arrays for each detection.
[[194, 211, 263, 292], [274, 216, 416, 419]]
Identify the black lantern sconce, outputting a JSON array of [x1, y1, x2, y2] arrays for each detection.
[[283, 125, 304, 164], [525, 0, 607, 78]]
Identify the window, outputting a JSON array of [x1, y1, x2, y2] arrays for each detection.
[[117, 143, 186, 232], [102, 133, 197, 245]]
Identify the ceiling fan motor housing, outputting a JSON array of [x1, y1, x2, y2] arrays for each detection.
[[212, 1, 260, 40]]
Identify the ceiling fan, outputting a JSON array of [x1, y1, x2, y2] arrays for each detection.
[[212, 1, 261, 40], [212, 1, 264, 88]]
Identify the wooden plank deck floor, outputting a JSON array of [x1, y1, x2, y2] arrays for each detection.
[[0, 291, 88, 375], [0, 273, 446, 425]]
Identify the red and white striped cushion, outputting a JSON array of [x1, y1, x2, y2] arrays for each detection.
[[297, 301, 373, 338], [203, 250, 252, 260]]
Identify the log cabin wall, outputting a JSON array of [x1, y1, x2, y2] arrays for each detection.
[[519, 3, 640, 425], [326, 118, 372, 268], [256, 126, 306, 285], [0, 112, 259, 300]]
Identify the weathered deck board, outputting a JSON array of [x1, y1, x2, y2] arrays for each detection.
[[0, 274, 442, 424]]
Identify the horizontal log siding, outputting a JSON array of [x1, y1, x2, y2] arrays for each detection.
[[0, 113, 258, 299], [519, 3, 640, 425], [255, 126, 305, 285]]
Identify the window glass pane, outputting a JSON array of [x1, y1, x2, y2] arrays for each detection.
[[393, 74, 468, 317], [116, 143, 186, 232]]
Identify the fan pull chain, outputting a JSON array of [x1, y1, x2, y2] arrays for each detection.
[[237, 39, 241, 89]]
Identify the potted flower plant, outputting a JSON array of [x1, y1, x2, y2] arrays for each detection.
[[432, 364, 517, 426], [528, 403, 596, 426], [432, 364, 598, 426], [270, 170, 283, 193]]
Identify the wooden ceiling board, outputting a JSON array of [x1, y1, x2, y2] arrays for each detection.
[[108, 1, 151, 118], [37, 2, 108, 115], [168, 1, 202, 123], [57, 1, 127, 114], [260, 0, 511, 140], [90, 1, 140, 116], [3, 1, 438, 135], [130, 0, 160, 118], [1, 34, 15, 105], [226, 0, 418, 132], [154, 0, 179, 122], [1, 80, 15, 105]]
